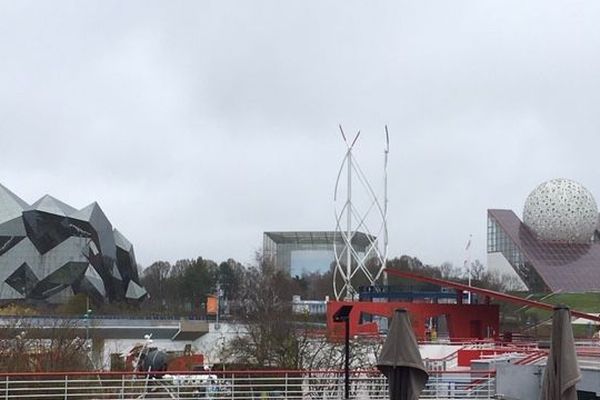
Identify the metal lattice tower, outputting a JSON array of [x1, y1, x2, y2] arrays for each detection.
[[333, 126, 389, 300]]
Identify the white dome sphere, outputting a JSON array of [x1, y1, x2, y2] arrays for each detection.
[[523, 178, 598, 243]]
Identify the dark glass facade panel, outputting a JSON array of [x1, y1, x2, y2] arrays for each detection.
[[32, 261, 88, 299], [75, 276, 104, 301], [488, 214, 547, 291], [22, 210, 96, 254], [116, 246, 136, 284], [0, 236, 24, 257], [5, 262, 39, 296]]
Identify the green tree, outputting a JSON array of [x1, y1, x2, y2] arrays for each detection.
[[217, 259, 244, 300], [176, 258, 217, 313], [140, 261, 171, 310], [141, 257, 223, 314]]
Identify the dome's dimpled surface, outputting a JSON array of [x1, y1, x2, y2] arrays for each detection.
[[523, 178, 598, 243]]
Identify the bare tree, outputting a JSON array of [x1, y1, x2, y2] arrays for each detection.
[[469, 260, 485, 281], [221, 253, 387, 372], [0, 317, 91, 372], [439, 262, 462, 279], [222, 254, 306, 368]]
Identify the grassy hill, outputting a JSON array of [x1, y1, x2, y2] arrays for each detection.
[[498, 291, 600, 338], [526, 292, 600, 313]]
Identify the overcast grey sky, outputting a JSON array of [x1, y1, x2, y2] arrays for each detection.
[[2, 1, 600, 269]]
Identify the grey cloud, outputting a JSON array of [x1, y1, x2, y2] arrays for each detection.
[[1, 1, 600, 269]]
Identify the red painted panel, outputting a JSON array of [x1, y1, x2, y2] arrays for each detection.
[[327, 300, 499, 341], [168, 354, 204, 371]]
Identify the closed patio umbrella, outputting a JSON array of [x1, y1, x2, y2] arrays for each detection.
[[539, 305, 581, 400], [377, 309, 429, 400]]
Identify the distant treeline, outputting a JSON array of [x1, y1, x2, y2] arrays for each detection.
[[138, 254, 522, 316]]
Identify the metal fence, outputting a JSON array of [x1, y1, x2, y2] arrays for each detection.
[[0, 370, 496, 400]]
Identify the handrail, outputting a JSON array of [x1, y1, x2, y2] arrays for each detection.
[[0, 371, 498, 400], [0, 369, 497, 378]]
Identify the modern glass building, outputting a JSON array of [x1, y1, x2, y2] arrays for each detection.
[[487, 185, 600, 292], [263, 231, 378, 276], [0, 183, 146, 303]]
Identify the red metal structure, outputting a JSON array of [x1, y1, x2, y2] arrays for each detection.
[[385, 269, 600, 323], [327, 268, 600, 341], [327, 300, 499, 340]]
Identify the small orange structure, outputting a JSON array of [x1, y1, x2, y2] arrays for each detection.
[[206, 295, 218, 315]]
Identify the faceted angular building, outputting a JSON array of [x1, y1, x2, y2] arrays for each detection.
[[488, 178, 600, 293], [0, 183, 147, 303]]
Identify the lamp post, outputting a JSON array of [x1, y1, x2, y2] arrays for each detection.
[[83, 308, 92, 351], [333, 305, 353, 400], [216, 284, 223, 330]]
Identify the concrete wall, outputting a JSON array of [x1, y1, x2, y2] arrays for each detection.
[[496, 363, 600, 399], [496, 364, 542, 400], [192, 322, 246, 366], [581, 367, 600, 397]]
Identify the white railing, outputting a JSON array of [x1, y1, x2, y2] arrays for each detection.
[[0, 370, 496, 399]]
